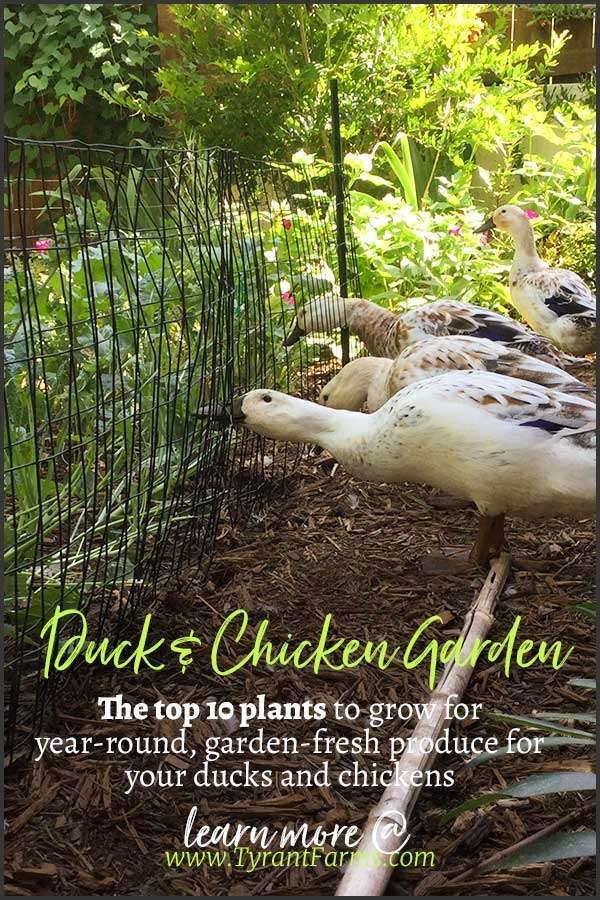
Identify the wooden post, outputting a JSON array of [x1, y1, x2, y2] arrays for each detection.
[[330, 78, 350, 367], [336, 553, 512, 896]]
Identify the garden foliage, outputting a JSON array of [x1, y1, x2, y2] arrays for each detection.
[[129, 4, 564, 163], [4, 3, 158, 153]]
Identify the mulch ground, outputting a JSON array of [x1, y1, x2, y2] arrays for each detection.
[[4, 447, 595, 896]]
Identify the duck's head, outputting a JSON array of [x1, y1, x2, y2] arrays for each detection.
[[475, 204, 532, 237], [234, 388, 334, 443], [317, 357, 386, 411], [284, 295, 346, 346]]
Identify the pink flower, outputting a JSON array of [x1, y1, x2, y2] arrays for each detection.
[[525, 209, 540, 219], [479, 231, 491, 245], [34, 238, 52, 252], [281, 290, 296, 305], [282, 218, 293, 231], [449, 225, 462, 237]]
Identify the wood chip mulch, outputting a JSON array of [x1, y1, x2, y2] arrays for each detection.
[[4, 450, 596, 897]]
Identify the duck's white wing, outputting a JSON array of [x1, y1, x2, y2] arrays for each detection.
[[398, 335, 497, 367], [428, 372, 596, 448], [390, 336, 508, 391], [523, 269, 596, 318]]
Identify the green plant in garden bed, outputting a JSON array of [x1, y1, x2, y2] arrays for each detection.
[[541, 220, 596, 287], [4, 235, 227, 633], [448, 696, 596, 868], [346, 152, 512, 310], [3, 157, 343, 635], [511, 104, 595, 219], [335, 97, 595, 313]]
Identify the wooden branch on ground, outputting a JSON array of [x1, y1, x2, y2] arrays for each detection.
[[445, 798, 595, 885], [336, 552, 511, 897]]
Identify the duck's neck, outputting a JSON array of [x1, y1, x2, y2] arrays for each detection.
[[327, 297, 369, 329], [508, 220, 543, 278], [267, 394, 375, 450], [312, 405, 377, 458], [343, 299, 399, 355]]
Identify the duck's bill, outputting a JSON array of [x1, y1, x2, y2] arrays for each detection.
[[283, 320, 305, 346], [474, 218, 495, 234], [194, 398, 245, 425]]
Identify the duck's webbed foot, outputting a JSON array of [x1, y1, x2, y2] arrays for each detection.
[[421, 550, 476, 575]]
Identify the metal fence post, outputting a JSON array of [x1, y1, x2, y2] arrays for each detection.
[[330, 77, 350, 366]]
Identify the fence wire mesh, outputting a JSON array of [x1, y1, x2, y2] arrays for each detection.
[[4, 138, 362, 757]]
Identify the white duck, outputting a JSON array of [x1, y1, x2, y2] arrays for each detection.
[[476, 204, 596, 355], [317, 336, 593, 413], [233, 373, 595, 572], [284, 295, 566, 366]]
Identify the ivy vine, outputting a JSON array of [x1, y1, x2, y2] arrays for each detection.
[[4, 3, 159, 160]]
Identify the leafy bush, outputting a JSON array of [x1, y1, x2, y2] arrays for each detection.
[[541, 221, 596, 286], [509, 104, 595, 219], [130, 4, 562, 164], [339, 98, 596, 311], [527, 4, 596, 25], [344, 143, 505, 308], [4, 4, 159, 153]]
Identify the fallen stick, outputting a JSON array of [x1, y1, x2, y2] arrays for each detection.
[[445, 798, 595, 884], [336, 552, 511, 897]]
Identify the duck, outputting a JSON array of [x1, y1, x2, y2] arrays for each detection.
[[476, 204, 596, 355], [231, 373, 595, 573], [284, 294, 566, 366], [317, 336, 593, 413]]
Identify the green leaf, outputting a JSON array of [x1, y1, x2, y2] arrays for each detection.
[[356, 173, 394, 188], [506, 771, 595, 798], [67, 85, 87, 103], [484, 831, 596, 871], [29, 74, 49, 91], [442, 772, 595, 825], [374, 139, 419, 210], [573, 600, 596, 617], [440, 792, 506, 825], [533, 711, 596, 724], [467, 735, 595, 767], [101, 61, 120, 78], [54, 79, 72, 98], [568, 678, 596, 690], [491, 712, 594, 739]]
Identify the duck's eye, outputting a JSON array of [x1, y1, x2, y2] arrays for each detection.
[[262, 394, 272, 403], [322, 394, 329, 402]]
